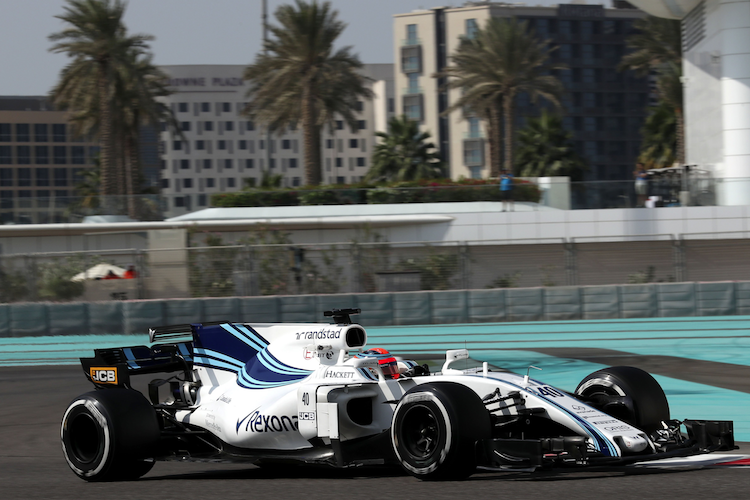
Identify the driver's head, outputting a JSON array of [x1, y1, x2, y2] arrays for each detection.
[[357, 348, 399, 379]]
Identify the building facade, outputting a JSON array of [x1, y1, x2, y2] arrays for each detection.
[[629, 0, 750, 205], [0, 97, 99, 224], [158, 64, 394, 218], [393, 2, 649, 181]]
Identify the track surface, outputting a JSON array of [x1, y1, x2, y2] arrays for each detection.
[[2, 365, 750, 500]]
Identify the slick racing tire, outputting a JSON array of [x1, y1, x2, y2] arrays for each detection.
[[61, 389, 160, 481], [575, 366, 670, 433], [391, 382, 491, 481]]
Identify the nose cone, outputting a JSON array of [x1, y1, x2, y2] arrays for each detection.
[[617, 433, 649, 453]]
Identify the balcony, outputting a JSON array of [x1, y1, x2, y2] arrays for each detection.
[[402, 86, 423, 96], [401, 37, 422, 46]]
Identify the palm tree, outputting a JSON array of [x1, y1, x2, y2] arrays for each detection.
[[619, 16, 684, 163], [638, 102, 677, 169], [243, 0, 372, 185], [115, 52, 178, 217], [366, 115, 445, 182], [440, 18, 565, 176], [515, 110, 587, 180], [49, 0, 154, 200]]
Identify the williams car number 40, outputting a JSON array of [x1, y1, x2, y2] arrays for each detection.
[[61, 309, 736, 481]]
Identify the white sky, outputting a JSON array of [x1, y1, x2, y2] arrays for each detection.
[[0, 0, 612, 96]]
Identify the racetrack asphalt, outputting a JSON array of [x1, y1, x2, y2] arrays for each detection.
[[2, 364, 750, 500]]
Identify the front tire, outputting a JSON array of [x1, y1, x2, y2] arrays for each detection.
[[575, 366, 669, 433], [61, 389, 160, 481], [391, 383, 490, 481]]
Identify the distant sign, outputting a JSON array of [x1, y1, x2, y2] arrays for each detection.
[[558, 4, 604, 18], [166, 77, 245, 88]]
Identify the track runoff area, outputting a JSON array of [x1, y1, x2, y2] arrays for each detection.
[[3, 315, 750, 471]]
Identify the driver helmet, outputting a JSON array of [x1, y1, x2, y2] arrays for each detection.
[[356, 347, 400, 379]]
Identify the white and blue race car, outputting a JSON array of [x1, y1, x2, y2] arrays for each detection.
[[61, 309, 735, 481]]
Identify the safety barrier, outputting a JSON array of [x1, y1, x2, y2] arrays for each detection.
[[2, 280, 750, 337]]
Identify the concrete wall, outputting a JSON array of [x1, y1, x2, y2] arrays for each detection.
[[3, 281, 750, 337]]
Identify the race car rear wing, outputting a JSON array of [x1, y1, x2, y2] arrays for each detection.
[[80, 340, 194, 389]]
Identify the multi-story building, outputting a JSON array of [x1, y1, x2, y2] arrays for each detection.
[[394, 2, 649, 181], [158, 64, 394, 217], [0, 96, 99, 224]]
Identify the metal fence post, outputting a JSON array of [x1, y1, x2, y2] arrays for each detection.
[[460, 243, 470, 290], [673, 236, 686, 282], [564, 240, 577, 286]]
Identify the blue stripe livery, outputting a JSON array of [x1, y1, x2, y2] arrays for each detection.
[[193, 323, 312, 390]]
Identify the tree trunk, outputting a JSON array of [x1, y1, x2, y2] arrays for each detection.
[[502, 93, 515, 174], [488, 101, 503, 177], [97, 67, 114, 208], [675, 108, 685, 165], [125, 130, 138, 219], [302, 83, 321, 185]]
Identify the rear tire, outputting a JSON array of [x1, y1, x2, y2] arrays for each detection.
[[61, 389, 159, 481], [391, 382, 490, 481], [575, 366, 669, 433]]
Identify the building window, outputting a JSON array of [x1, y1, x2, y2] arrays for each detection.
[[406, 24, 418, 44], [178, 103, 188, 113], [335, 120, 344, 130], [181, 121, 191, 132], [225, 121, 234, 131], [54, 168, 68, 186], [174, 196, 185, 207], [0, 146, 10, 164], [335, 157, 342, 168], [34, 124, 48, 142], [466, 19, 478, 39], [355, 101, 364, 112], [326, 139, 333, 149], [179, 159, 188, 169], [336, 176, 345, 184], [356, 157, 366, 167], [289, 158, 298, 169], [196, 140, 205, 150], [358, 120, 366, 130], [201, 102, 210, 112], [349, 139, 358, 148], [282, 139, 291, 150], [246, 121, 254, 131], [218, 140, 226, 150], [0, 168, 12, 186], [161, 178, 169, 189], [206, 178, 215, 188], [470, 166, 482, 179], [17, 168, 31, 186], [173, 140, 182, 151], [0, 190, 12, 208], [292, 177, 301, 187], [224, 159, 233, 169], [227, 177, 236, 188], [204, 121, 213, 131], [222, 102, 231, 112], [16, 146, 31, 164], [245, 159, 254, 169], [53, 146, 67, 164], [71, 146, 85, 164], [203, 159, 212, 169], [183, 178, 193, 188], [407, 73, 420, 94], [0, 124, 10, 142], [238, 140, 247, 150], [51, 124, 66, 142], [14, 124, 30, 142], [198, 194, 207, 206]]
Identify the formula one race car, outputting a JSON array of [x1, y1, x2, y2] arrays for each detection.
[[61, 309, 736, 481]]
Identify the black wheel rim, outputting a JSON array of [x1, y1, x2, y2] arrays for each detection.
[[580, 384, 635, 424], [400, 404, 441, 460], [68, 412, 102, 464]]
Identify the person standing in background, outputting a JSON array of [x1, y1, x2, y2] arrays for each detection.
[[500, 169, 515, 212], [634, 162, 648, 207]]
